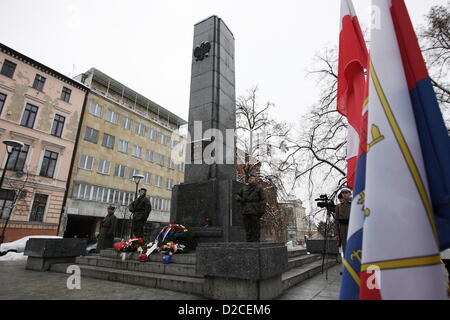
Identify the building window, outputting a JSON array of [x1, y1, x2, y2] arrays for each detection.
[[51, 114, 65, 137], [89, 102, 103, 118], [97, 159, 111, 175], [136, 122, 146, 136], [167, 178, 174, 190], [61, 87, 72, 103], [156, 153, 165, 167], [0, 92, 6, 115], [40, 150, 58, 178], [148, 128, 158, 141], [32, 74, 46, 91], [84, 127, 99, 144], [132, 145, 142, 158], [144, 172, 152, 185], [80, 185, 92, 200], [78, 154, 94, 170], [118, 140, 128, 154], [6, 144, 29, 172], [178, 162, 185, 172], [0, 198, 13, 220], [29, 193, 48, 222], [122, 116, 132, 130], [20, 103, 39, 128], [129, 168, 140, 181], [156, 176, 163, 188], [0, 59, 17, 78], [114, 164, 126, 178], [145, 149, 153, 162], [0, 188, 15, 220], [106, 109, 118, 124], [102, 133, 115, 149], [159, 133, 166, 145], [168, 158, 175, 170]]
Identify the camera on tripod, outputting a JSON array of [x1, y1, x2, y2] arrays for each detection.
[[314, 194, 336, 214]]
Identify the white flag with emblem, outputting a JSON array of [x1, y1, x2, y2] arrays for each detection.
[[360, 0, 447, 300]]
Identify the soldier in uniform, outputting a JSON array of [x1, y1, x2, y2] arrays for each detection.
[[334, 188, 352, 253], [235, 174, 267, 242], [97, 205, 117, 252], [128, 188, 152, 238]]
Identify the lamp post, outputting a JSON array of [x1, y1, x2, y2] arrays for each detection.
[[129, 174, 145, 239], [0, 140, 25, 244]]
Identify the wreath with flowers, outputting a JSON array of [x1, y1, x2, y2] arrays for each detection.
[[114, 223, 196, 264]]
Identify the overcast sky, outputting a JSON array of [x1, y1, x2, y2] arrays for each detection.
[[1, 0, 446, 125]]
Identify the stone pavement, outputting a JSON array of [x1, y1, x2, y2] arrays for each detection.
[[0, 261, 205, 300], [0, 260, 341, 300], [278, 264, 341, 300]]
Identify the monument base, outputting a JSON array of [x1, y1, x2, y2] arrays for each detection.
[[196, 242, 288, 300], [170, 179, 246, 243], [24, 238, 87, 271]]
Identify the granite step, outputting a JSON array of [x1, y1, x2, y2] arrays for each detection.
[[287, 253, 322, 270], [99, 249, 197, 265], [76, 255, 201, 278], [282, 259, 339, 291], [50, 263, 204, 296], [287, 249, 307, 259]]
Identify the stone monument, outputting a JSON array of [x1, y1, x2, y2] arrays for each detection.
[[170, 15, 245, 242]]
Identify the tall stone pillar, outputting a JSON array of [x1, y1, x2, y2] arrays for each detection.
[[170, 16, 245, 242]]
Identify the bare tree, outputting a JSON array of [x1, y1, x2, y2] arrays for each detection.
[[236, 86, 294, 241], [115, 204, 131, 240], [236, 86, 290, 182], [258, 176, 289, 243], [278, 47, 348, 206], [419, 1, 450, 124], [0, 166, 35, 242]]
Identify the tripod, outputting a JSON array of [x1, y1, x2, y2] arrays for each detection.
[[321, 206, 334, 280]]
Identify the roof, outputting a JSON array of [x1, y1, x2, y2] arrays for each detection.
[[0, 42, 88, 91], [80, 68, 186, 127]]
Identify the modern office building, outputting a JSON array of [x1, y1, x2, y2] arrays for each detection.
[[64, 68, 186, 239], [0, 43, 88, 242]]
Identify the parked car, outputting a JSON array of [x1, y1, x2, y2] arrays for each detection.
[[86, 237, 125, 254], [0, 235, 62, 256]]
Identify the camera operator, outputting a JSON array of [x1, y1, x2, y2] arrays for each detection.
[[334, 188, 352, 253]]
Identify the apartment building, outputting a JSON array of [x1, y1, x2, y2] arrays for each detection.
[[0, 43, 87, 242], [64, 68, 186, 239]]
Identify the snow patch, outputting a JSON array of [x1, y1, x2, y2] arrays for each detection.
[[0, 252, 28, 262]]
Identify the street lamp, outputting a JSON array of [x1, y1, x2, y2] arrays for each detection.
[[0, 140, 24, 244], [129, 174, 145, 239], [132, 174, 145, 198]]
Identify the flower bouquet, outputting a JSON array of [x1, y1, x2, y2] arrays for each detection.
[[113, 237, 145, 253], [159, 241, 186, 264], [137, 222, 194, 263]]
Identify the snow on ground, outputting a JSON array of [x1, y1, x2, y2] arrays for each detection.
[[0, 252, 28, 262], [287, 242, 306, 251]]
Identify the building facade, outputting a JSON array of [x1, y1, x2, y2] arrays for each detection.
[[65, 68, 186, 239], [280, 199, 308, 243], [0, 43, 88, 242]]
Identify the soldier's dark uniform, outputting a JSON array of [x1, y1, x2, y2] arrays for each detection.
[[97, 207, 117, 252], [128, 193, 152, 238], [335, 199, 351, 253], [235, 182, 267, 242]]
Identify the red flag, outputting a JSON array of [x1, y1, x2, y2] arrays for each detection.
[[337, 0, 369, 189]]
